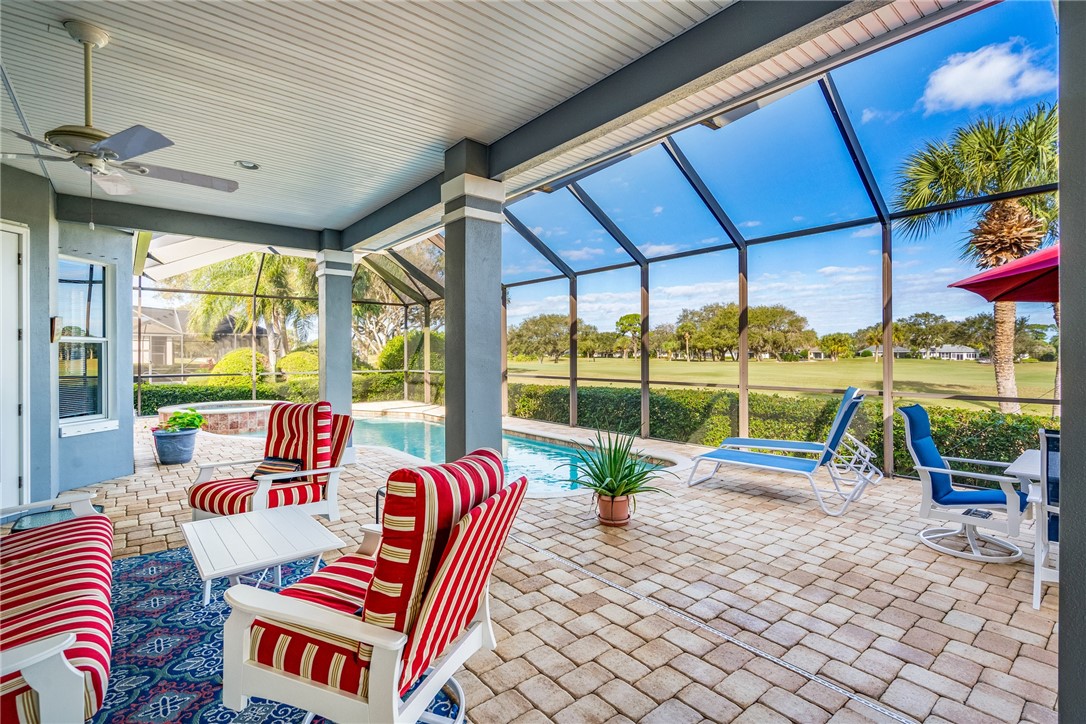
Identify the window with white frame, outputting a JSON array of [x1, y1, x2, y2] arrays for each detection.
[[58, 258, 108, 421]]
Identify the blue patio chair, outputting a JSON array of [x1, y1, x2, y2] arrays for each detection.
[[899, 404, 1028, 563], [687, 387, 883, 516], [1031, 428, 1060, 608]]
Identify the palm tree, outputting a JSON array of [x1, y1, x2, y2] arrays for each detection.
[[894, 103, 1058, 414]]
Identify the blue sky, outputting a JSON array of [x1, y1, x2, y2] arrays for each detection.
[[504, 0, 1060, 335]]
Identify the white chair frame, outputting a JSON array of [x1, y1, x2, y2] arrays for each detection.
[[223, 527, 490, 724], [191, 458, 343, 522], [0, 493, 103, 724], [1030, 429, 1059, 608], [901, 417, 1025, 563]]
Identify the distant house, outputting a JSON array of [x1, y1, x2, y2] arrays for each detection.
[[929, 344, 978, 361], [860, 345, 910, 359], [133, 306, 268, 371]]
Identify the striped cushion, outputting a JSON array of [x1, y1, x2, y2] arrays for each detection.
[[265, 402, 333, 485], [188, 477, 323, 516], [250, 554, 377, 697], [400, 476, 528, 693], [0, 513, 114, 567], [361, 449, 505, 652], [0, 597, 114, 723], [328, 414, 355, 467]]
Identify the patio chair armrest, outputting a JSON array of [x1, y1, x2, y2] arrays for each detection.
[[224, 585, 408, 652], [943, 456, 1011, 469], [357, 523, 382, 557], [1027, 483, 1043, 504], [0, 493, 97, 519], [254, 466, 345, 483], [0, 634, 76, 677], [915, 465, 1021, 486]]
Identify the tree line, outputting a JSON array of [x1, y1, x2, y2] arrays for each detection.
[[507, 304, 1056, 364]]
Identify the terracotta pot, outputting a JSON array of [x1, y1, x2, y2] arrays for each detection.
[[597, 495, 631, 527]]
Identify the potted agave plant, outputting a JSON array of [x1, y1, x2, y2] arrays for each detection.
[[152, 408, 206, 465], [570, 431, 672, 527]]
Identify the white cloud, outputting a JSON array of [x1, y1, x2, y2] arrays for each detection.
[[652, 205, 664, 216], [559, 246, 605, 262], [851, 226, 881, 238], [860, 108, 903, 124], [922, 40, 1057, 114], [738, 220, 762, 229], [641, 243, 681, 256], [817, 265, 872, 276], [792, 216, 805, 223]]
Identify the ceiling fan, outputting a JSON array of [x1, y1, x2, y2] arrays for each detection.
[[2, 20, 238, 195]]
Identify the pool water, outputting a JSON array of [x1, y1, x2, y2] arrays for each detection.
[[244, 417, 586, 495], [352, 418, 586, 495]]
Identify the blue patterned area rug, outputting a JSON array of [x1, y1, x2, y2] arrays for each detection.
[[93, 547, 458, 724]]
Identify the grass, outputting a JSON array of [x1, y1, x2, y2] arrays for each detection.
[[509, 357, 1059, 413]]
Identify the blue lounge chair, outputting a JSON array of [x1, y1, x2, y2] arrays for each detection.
[[899, 404, 1027, 563], [687, 387, 883, 516]]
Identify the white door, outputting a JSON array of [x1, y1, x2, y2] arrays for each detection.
[[1, 227, 23, 507]]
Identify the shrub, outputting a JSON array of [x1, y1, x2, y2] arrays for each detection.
[[858, 350, 874, 358], [277, 350, 320, 374], [377, 332, 446, 371], [204, 349, 268, 386], [135, 382, 285, 416]]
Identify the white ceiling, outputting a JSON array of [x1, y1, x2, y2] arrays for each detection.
[[0, 0, 731, 230]]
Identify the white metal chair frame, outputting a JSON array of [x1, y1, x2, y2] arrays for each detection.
[[901, 411, 1026, 563], [1030, 429, 1059, 608], [223, 525, 485, 724], [191, 458, 344, 522], [0, 493, 103, 724], [687, 393, 882, 516]]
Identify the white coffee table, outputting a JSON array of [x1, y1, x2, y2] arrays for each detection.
[[181, 507, 345, 605]]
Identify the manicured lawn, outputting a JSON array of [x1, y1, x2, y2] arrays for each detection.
[[509, 357, 1059, 412]]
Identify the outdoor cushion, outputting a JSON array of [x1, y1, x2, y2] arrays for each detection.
[[721, 438, 824, 453], [265, 401, 333, 485], [250, 554, 378, 698], [400, 476, 528, 693], [251, 456, 303, 481], [0, 596, 114, 723], [188, 477, 323, 516], [0, 513, 114, 568], [899, 405, 955, 501]]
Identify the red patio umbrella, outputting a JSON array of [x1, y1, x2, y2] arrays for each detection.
[[949, 244, 1060, 303]]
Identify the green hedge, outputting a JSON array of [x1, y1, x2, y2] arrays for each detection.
[[506, 383, 1056, 478], [206, 350, 268, 386], [277, 350, 319, 374]]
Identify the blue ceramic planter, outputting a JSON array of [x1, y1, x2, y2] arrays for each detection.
[[154, 428, 198, 465]]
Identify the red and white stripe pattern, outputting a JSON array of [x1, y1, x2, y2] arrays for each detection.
[[399, 476, 527, 693], [265, 402, 333, 485], [0, 514, 115, 723], [189, 402, 354, 516], [249, 554, 377, 696], [189, 477, 323, 516]]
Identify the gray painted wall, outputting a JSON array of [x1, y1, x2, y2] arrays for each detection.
[[1058, 0, 1085, 711], [57, 221, 135, 487], [1, 166, 59, 501]]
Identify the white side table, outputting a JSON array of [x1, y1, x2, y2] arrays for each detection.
[[181, 507, 345, 605]]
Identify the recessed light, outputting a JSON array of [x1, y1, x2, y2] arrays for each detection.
[[234, 160, 260, 170]]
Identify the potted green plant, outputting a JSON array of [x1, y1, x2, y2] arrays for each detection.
[[570, 431, 672, 527], [152, 408, 206, 465]]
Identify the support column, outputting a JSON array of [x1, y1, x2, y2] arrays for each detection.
[[738, 248, 749, 438], [501, 288, 509, 416], [569, 277, 578, 427], [640, 264, 650, 438], [1059, 0, 1086, 709], [423, 303, 432, 405], [881, 224, 894, 474], [316, 245, 354, 416], [442, 139, 504, 461]]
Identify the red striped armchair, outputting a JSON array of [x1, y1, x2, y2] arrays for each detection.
[[188, 401, 354, 521], [222, 448, 527, 723]]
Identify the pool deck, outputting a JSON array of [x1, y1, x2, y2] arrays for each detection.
[[39, 408, 1059, 723]]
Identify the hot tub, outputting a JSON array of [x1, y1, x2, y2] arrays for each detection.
[[157, 400, 278, 435]]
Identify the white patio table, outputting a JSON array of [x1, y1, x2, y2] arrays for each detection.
[[181, 506, 344, 605]]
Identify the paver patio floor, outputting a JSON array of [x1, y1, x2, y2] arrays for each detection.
[[62, 415, 1058, 723]]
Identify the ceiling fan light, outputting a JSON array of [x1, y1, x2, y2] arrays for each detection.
[[234, 159, 260, 170]]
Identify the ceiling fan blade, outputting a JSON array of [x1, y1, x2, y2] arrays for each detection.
[[91, 124, 173, 161], [2, 152, 73, 161], [91, 172, 136, 196], [119, 162, 238, 192], [3, 127, 71, 155]]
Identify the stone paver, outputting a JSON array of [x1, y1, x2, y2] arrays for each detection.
[[51, 413, 1060, 723]]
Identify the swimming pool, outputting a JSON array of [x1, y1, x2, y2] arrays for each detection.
[[247, 416, 588, 496]]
